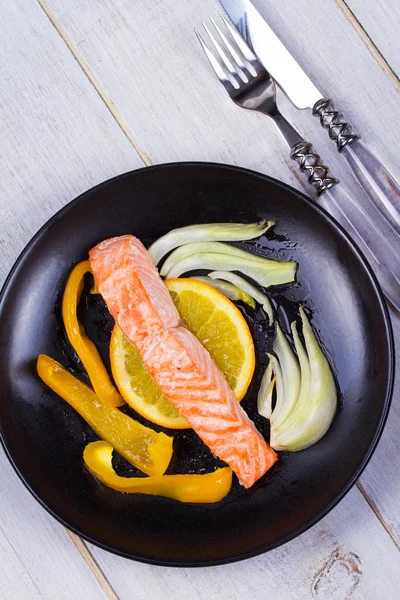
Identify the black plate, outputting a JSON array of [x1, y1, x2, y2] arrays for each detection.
[[0, 163, 394, 566]]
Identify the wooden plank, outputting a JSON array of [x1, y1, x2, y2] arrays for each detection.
[[0, 0, 146, 597], [89, 486, 400, 599], [342, 0, 400, 78], [38, 0, 308, 193], [357, 315, 400, 550], [41, 0, 400, 199], [0, 0, 144, 286], [322, 1, 400, 552], [0, 528, 43, 600]]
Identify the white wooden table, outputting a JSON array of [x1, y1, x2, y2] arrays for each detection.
[[1, 1, 399, 598]]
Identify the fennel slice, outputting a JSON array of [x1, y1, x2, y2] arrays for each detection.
[[270, 322, 301, 431], [149, 220, 274, 265], [268, 354, 284, 423], [164, 252, 296, 288], [209, 271, 274, 326], [189, 276, 256, 308], [271, 321, 311, 448], [273, 308, 337, 451], [161, 241, 282, 277], [257, 361, 275, 419]]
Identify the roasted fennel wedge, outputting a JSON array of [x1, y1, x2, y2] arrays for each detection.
[[161, 241, 279, 277], [164, 252, 296, 288], [258, 307, 337, 452], [189, 275, 256, 308], [148, 220, 274, 265], [209, 271, 274, 325]]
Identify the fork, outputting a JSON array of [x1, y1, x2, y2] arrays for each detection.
[[195, 14, 400, 311]]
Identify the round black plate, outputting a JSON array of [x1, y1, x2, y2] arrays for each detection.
[[0, 163, 394, 566]]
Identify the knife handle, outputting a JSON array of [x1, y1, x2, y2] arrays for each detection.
[[289, 139, 400, 310], [313, 98, 400, 234], [342, 139, 400, 233], [313, 98, 359, 150], [321, 183, 400, 311]]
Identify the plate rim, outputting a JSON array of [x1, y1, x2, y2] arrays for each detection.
[[0, 161, 395, 567]]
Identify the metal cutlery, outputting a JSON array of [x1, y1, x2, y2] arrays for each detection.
[[220, 0, 400, 236], [195, 14, 400, 310]]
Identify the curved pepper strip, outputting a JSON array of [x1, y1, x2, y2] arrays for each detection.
[[84, 441, 233, 503], [62, 260, 123, 407], [37, 355, 173, 476]]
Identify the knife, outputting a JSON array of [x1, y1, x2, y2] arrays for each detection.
[[220, 0, 400, 237]]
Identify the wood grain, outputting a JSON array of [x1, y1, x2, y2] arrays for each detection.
[[39, 0, 307, 190], [0, 0, 144, 286], [88, 486, 400, 600], [42, 0, 400, 196], [0, 451, 112, 600], [0, 0, 145, 597], [0, 528, 43, 600], [357, 316, 400, 550], [344, 0, 400, 79], [66, 533, 119, 600]]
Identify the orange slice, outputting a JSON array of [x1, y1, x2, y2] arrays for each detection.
[[110, 278, 255, 428]]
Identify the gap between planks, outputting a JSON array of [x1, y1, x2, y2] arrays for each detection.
[[35, 0, 400, 573], [67, 531, 120, 600], [37, 0, 153, 166], [356, 481, 400, 552], [335, 0, 400, 89]]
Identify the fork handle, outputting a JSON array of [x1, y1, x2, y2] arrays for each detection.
[[290, 141, 338, 195], [313, 98, 400, 234], [271, 111, 339, 194]]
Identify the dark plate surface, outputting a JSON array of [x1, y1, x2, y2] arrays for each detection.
[[0, 163, 394, 566]]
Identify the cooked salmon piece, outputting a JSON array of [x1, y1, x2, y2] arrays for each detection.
[[140, 327, 277, 487], [90, 234, 277, 488], [89, 235, 180, 344]]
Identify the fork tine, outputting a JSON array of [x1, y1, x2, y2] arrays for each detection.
[[195, 28, 236, 94], [202, 22, 244, 87], [209, 17, 247, 75], [218, 12, 259, 77]]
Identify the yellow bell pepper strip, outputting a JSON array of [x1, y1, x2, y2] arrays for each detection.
[[62, 260, 123, 407], [37, 354, 173, 476], [90, 281, 99, 294], [84, 441, 233, 503]]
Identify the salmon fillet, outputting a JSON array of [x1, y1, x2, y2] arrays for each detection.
[[90, 235, 277, 488], [89, 235, 180, 344], [140, 327, 277, 487]]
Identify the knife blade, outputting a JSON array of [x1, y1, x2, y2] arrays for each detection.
[[220, 0, 322, 109]]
